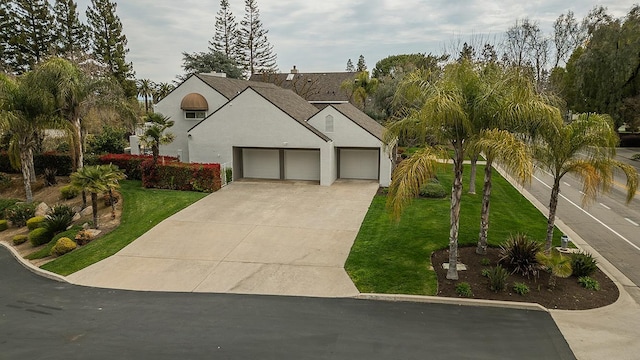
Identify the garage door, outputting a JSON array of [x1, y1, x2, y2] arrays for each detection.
[[285, 149, 320, 181], [242, 148, 280, 179], [339, 148, 379, 180]]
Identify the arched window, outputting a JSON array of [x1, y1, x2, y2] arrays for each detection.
[[325, 115, 334, 132], [181, 93, 208, 120]]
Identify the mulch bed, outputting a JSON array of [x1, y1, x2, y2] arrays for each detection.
[[432, 246, 619, 310]]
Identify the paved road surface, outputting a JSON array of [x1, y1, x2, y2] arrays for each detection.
[[0, 248, 574, 360]]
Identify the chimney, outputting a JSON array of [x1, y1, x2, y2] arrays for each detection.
[[290, 65, 299, 74]]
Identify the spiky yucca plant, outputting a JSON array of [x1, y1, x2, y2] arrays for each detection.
[[498, 234, 543, 278]]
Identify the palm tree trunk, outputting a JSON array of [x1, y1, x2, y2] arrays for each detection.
[[468, 154, 478, 194], [476, 159, 493, 255], [545, 178, 561, 250], [19, 149, 33, 203], [27, 147, 36, 182], [91, 192, 99, 229], [73, 117, 83, 170], [447, 144, 464, 280]]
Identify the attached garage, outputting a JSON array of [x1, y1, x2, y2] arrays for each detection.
[[237, 147, 321, 182], [284, 149, 320, 181], [338, 148, 379, 180], [242, 148, 280, 179]]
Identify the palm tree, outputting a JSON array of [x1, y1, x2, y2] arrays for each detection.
[[532, 113, 638, 250], [71, 164, 124, 229], [152, 82, 174, 104], [140, 112, 175, 165], [341, 71, 379, 111], [136, 78, 154, 112], [0, 73, 54, 203], [536, 249, 572, 288]]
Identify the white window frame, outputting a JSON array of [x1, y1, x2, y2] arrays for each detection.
[[185, 111, 206, 120]]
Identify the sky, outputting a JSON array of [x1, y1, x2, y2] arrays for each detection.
[[75, 0, 636, 83]]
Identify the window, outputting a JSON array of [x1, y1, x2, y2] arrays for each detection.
[[185, 111, 206, 120], [325, 115, 334, 132]]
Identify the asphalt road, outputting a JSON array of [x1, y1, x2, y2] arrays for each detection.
[[0, 248, 574, 360], [525, 148, 640, 289]]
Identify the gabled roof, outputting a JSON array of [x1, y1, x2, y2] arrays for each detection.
[[250, 86, 330, 141], [330, 103, 386, 142], [195, 73, 279, 100], [249, 72, 357, 103]]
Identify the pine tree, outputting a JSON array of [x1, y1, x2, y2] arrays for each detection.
[[238, 0, 277, 75], [54, 0, 89, 59], [0, 2, 17, 71], [12, 0, 56, 73], [209, 0, 240, 62], [86, 0, 134, 93], [346, 59, 355, 72], [356, 55, 367, 71]]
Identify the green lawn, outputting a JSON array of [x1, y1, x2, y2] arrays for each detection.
[[344, 164, 561, 295], [41, 180, 208, 275]]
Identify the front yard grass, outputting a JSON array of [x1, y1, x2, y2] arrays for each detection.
[[41, 180, 208, 276], [345, 164, 561, 296]]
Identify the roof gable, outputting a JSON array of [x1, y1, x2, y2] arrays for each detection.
[[195, 73, 279, 100], [330, 103, 386, 142]]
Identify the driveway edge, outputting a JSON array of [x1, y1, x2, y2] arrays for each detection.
[[0, 241, 69, 283], [357, 293, 548, 311]]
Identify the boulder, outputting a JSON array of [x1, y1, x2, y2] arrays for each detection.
[[35, 202, 49, 216], [80, 206, 93, 217]]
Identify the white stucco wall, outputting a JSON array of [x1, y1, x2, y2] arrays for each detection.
[[308, 107, 392, 187], [188, 89, 335, 185], [153, 76, 228, 162]]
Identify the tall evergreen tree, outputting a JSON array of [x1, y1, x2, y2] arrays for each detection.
[[238, 0, 277, 75], [86, 0, 135, 95], [53, 0, 89, 59], [356, 55, 367, 72], [0, 2, 17, 72], [12, 0, 56, 73], [209, 0, 240, 62]]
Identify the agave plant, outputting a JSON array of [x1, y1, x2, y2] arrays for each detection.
[[498, 234, 543, 278]]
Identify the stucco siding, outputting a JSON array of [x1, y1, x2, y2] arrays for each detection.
[[154, 76, 228, 162]]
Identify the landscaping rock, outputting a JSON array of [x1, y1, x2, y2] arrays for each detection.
[[35, 202, 49, 216], [85, 229, 101, 237], [80, 206, 93, 216], [72, 213, 81, 222]]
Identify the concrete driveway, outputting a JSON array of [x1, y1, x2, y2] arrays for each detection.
[[67, 180, 379, 297]]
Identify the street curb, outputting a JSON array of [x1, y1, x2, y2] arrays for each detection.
[[356, 293, 548, 311], [494, 164, 640, 307], [0, 241, 69, 284]]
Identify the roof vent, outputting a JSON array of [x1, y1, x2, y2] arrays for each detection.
[[290, 65, 299, 74]]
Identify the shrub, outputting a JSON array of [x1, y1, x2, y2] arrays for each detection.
[[632, 153, 640, 161], [481, 268, 491, 277], [98, 153, 177, 180], [43, 212, 74, 235], [26, 216, 46, 230], [0, 219, 7, 231], [419, 181, 447, 198], [225, 167, 233, 183], [50, 237, 77, 256], [487, 265, 509, 292], [5, 203, 36, 227], [28, 227, 53, 246], [571, 252, 598, 277], [455, 282, 473, 297], [75, 229, 94, 246], [513, 282, 530, 295], [12, 234, 28, 245], [86, 125, 128, 155], [480, 258, 491, 266], [33, 152, 73, 176], [0, 198, 19, 218], [60, 185, 80, 200], [536, 249, 573, 288], [141, 160, 222, 192], [498, 233, 543, 278], [578, 276, 600, 291], [44, 168, 57, 186], [49, 204, 74, 218]]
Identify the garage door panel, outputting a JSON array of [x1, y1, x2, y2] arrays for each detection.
[[243, 149, 280, 179], [285, 150, 320, 181], [340, 149, 378, 180]]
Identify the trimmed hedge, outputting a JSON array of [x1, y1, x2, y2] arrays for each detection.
[[141, 160, 221, 192], [0, 219, 7, 231], [26, 216, 46, 230], [98, 154, 178, 180], [0, 151, 72, 176], [29, 227, 53, 246], [13, 234, 28, 245], [60, 185, 79, 199], [50, 237, 77, 256]]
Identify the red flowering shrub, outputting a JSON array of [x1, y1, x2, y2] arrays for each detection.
[[141, 160, 221, 192], [98, 154, 177, 180]]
